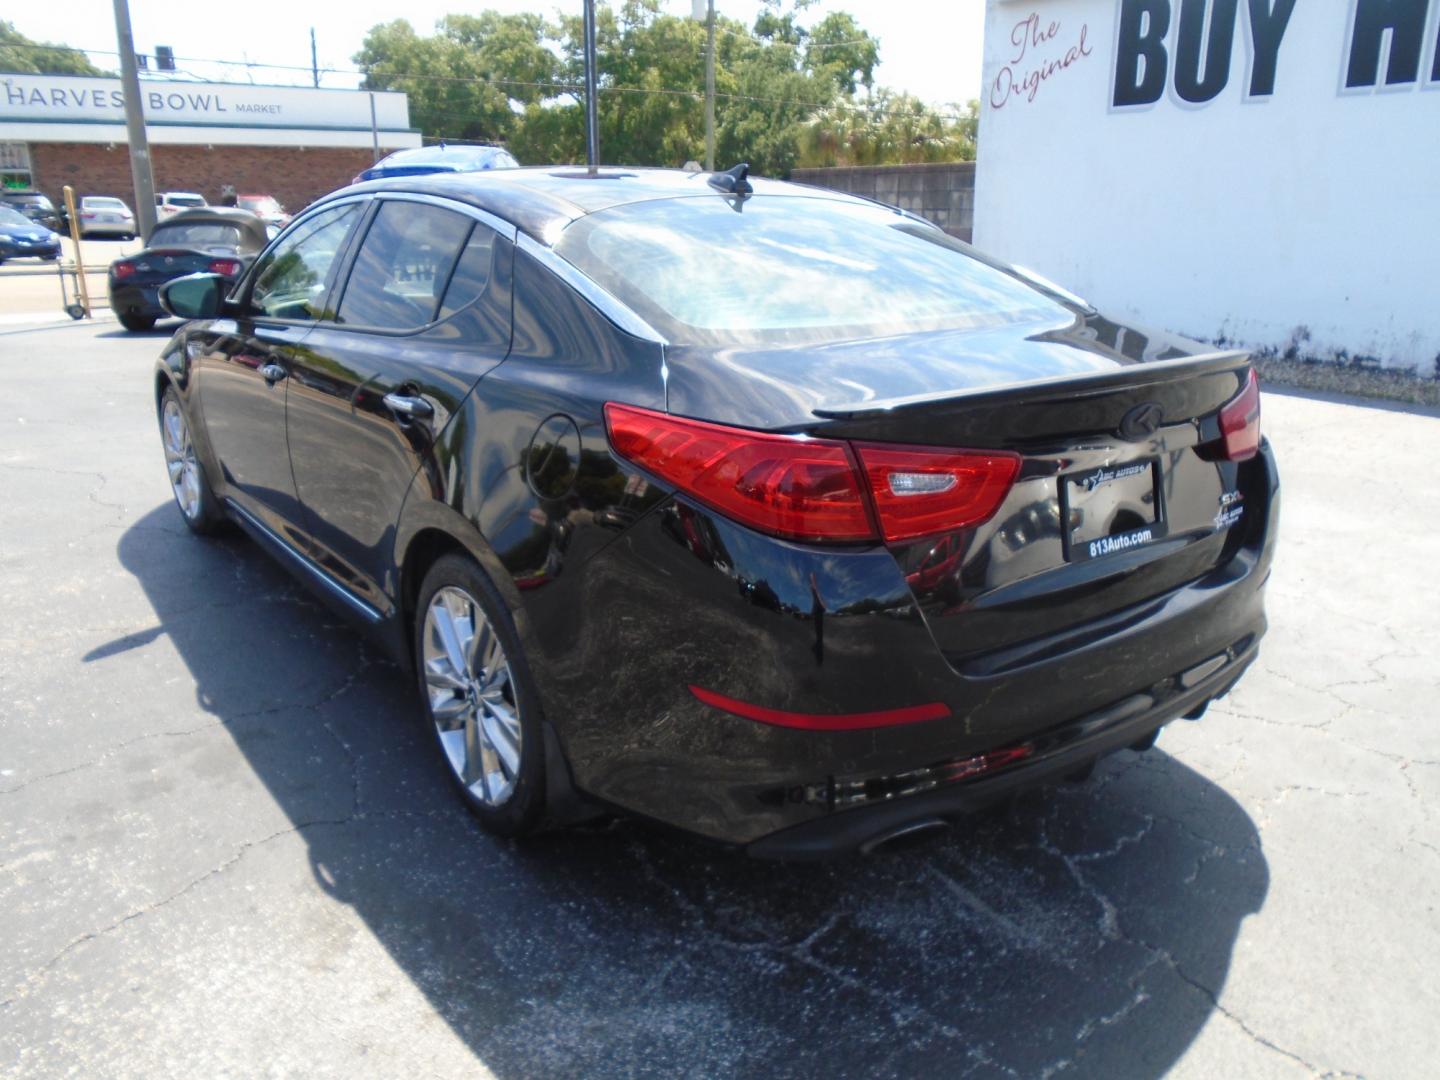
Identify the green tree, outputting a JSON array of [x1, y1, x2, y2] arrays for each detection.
[[354, 3, 974, 175], [0, 20, 110, 75], [804, 12, 879, 96], [798, 93, 978, 168]]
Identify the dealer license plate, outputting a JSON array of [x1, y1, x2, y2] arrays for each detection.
[[1061, 460, 1166, 562]]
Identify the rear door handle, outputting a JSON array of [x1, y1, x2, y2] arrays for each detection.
[[260, 363, 287, 384], [382, 391, 433, 420]]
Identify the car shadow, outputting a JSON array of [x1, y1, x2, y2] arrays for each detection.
[[95, 322, 180, 340], [103, 503, 1268, 1077]]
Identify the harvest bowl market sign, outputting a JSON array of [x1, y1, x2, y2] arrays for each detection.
[[0, 74, 409, 132], [975, 0, 1439, 372]]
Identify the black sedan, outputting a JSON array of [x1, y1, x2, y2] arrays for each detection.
[[152, 167, 1278, 857], [110, 208, 268, 331], [0, 206, 61, 263]]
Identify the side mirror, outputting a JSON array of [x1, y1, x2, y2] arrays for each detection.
[[159, 273, 227, 319]]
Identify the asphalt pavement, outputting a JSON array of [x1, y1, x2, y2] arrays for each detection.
[[1, 320, 1436, 1078]]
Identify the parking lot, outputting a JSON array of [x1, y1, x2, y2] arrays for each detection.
[[1, 318, 1436, 1078]]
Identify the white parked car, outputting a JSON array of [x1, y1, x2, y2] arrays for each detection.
[[155, 192, 208, 221], [77, 195, 136, 239]]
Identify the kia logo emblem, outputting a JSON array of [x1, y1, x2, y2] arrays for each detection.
[[1118, 402, 1164, 442]]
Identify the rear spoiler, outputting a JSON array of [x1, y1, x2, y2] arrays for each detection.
[[812, 349, 1251, 421]]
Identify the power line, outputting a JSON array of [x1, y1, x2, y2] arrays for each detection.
[[1, 41, 974, 122]]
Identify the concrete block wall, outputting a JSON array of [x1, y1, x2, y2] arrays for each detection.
[[30, 143, 376, 219], [788, 162, 976, 242]]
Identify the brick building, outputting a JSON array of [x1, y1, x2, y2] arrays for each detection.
[[1, 73, 419, 219]]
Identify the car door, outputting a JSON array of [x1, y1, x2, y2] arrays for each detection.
[[285, 195, 516, 613], [191, 200, 363, 545]]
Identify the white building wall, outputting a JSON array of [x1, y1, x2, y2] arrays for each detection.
[[974, 0, 1440, 371]]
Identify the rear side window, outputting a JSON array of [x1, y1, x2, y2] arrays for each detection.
[[437, 226, 496, 319], [337, 202, 470, 330], [249, 203, 360, 321]]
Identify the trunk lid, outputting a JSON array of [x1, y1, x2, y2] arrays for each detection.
[[662, 312, 1260, 667], [121, 247, 227, 286]]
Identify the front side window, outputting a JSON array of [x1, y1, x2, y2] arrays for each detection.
[[554, 196, 1065, 347], [248, 203, 360, 321], [336, 201, 470, 330]]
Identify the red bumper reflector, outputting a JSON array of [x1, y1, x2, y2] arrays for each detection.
[[689, 684, 949, 731]]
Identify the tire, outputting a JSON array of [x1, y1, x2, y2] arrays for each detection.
[[158, 386, 224, 534], [414, 553, 547, 836], [120, 312, 157, 332]]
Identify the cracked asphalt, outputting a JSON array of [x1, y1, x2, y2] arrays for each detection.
[[2, 319, 1437, 1079]]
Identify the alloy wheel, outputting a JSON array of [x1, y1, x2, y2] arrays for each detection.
[[161, 398, 201, 521], [422, 586, 522, 806]]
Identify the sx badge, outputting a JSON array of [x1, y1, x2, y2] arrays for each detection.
[[1215, 490, 1244, 530]]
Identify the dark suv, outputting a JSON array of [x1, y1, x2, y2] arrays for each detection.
[[0, 190, 62, 232]]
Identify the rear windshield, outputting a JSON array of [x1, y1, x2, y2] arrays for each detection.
[[168, 195, 206, 207], [553, 196, 1062, 347], [84, 197, 126, 208], [150, 222, 243, 248]]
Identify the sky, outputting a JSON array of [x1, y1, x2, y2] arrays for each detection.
[[9, 0, 986, 110]]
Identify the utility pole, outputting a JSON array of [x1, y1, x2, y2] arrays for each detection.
[[705, 0, 715, 172], [112, 0, 156, 242], [369, 92, 380, 163], [310, 28, 319, 88], [583, 0, 599, 172]]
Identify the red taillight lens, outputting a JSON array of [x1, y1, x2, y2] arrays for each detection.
[[1218, 369, 1261, 462], [855, 444, 1020, 542], [112, 260, 136, 279], [207, 258, 241, 276], [604, 403, 1024, 545], [604, 403, 874, 542]]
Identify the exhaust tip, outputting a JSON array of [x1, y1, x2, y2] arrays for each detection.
[[859, 817, 950, 856]]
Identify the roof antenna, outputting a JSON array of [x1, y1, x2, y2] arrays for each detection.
[[707, 163, 753, 196]]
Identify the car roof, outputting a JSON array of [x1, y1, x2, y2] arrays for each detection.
[[321, 166, 878, 245], [156, 207, 269, 245], [161, 192, 205, 199], [374, 144, 511, 166]]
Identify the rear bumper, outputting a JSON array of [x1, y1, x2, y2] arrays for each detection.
[[108, 282, 164, 318], [82, 221, 133, 235], [747, 619, 1258, 858], [539, 442, 1279, 852]]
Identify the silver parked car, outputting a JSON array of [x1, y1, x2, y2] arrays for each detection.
[[78, 195, 137, 239]]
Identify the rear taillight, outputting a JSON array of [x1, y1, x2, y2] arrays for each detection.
[[603, 403, 1020, 545], [207, 258, 241, 276], [604, 403, 873, 542], [112, 260, 136, 279], [854, 444, 1020, 542], [1217, 369, 1261, 462]]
